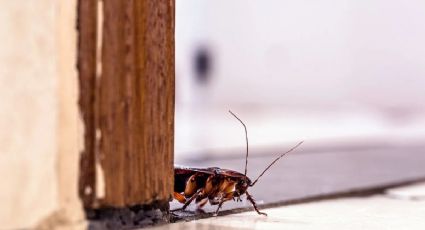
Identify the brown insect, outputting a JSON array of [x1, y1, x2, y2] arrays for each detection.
[[173, 111, 303, 216]]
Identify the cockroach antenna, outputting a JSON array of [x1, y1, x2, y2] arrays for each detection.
[[228, 110, 249, 177], [250, 140, 304, 186]]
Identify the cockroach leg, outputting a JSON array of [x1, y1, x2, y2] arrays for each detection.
[[214, 200, 225, 216], [234, 191, 242, 202], [173, 192, 187, 204], [246, 191, 267, 216], [196, 197, 208, 209], [182, 189, 202, 210], [212, 192, 234, 216], [184, 174, 200, 197]]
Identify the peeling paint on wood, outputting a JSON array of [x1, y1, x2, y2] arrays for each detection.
[[77, 0, 98, 208]]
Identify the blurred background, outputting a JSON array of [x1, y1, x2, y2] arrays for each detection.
[[174, 0, 425, 162], [1, 0, 425, 228]]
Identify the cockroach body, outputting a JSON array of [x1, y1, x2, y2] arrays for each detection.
[[173, 111, 303, 216], [174, 165, 257, 214]]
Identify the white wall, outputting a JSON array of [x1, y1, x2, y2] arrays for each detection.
[[176, 0, 425, 110], [0, 1, 84, 229], [175, 0, 425, 158]]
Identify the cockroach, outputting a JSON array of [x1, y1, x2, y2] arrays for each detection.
[[173, 110, 303, 216]]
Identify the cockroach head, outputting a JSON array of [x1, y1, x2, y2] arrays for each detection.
[[236, 175, 252, 193], [245, 176, 252, 187]]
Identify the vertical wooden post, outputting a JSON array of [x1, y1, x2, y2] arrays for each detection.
[[78, 0, 175, 210], [99, 0, 175, 207]]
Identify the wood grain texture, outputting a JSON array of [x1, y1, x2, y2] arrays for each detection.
[[77, 0, 97, 208], [78, 0, 174, 209], [78, 0, 175, 208]]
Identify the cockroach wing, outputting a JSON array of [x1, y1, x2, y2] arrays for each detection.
[[174, 165, 217, 175], [214, 168, 246, 178], [174, 165, 216, 175], [214, 168, 252, 186]]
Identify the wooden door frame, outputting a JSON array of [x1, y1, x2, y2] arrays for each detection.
[[77, 0, 175, 215]]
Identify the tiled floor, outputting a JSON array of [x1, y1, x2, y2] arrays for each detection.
[[171, 144, 425, 216], [150, 183, 425, 230], [168, 106, 425, 229]]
